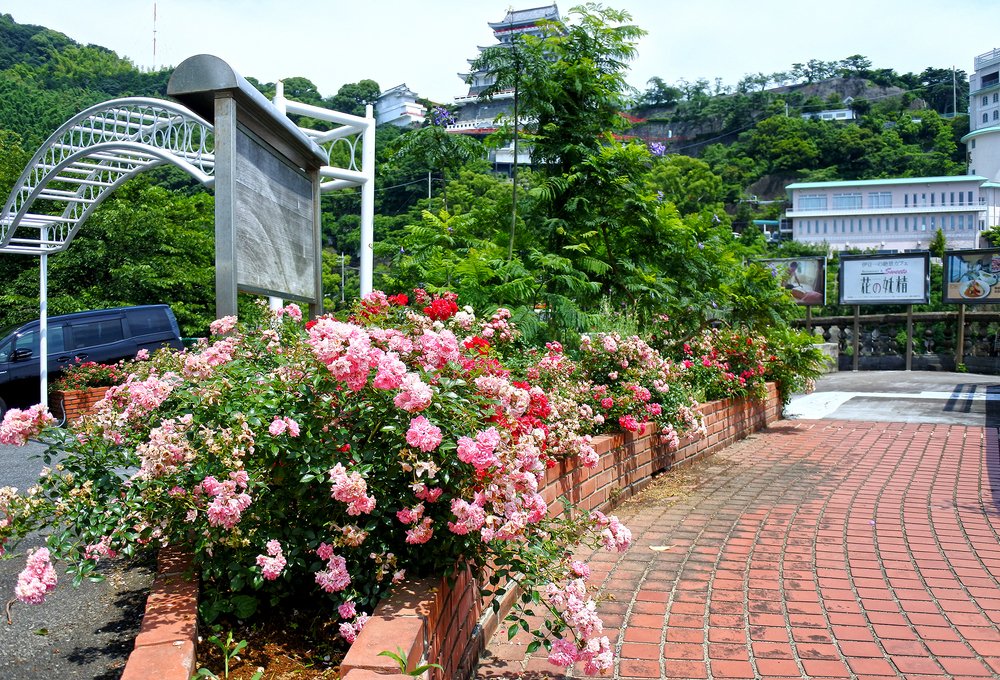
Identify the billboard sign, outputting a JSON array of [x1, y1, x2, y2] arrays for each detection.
[[756, 257, 827, 306], [839, 252, 929, 305], [943, 248, 1000, 304]]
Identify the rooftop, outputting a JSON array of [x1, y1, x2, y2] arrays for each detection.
[[786, 175, 987, 192], [488, 4, 560, 31]]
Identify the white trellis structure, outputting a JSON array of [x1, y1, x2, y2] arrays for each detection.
[[0, 98, 216, 254], [0, 57, 376, 408]]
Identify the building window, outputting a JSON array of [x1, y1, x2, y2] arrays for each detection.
[[984, 113, 989, 123], [850, 219, 854, 233], [877, 218, 882, 232], [931, 216, 935, 230], [973, 139, 977, 149], [982, 220, 986, 230], [894, 218, 899, 232], [959, 215, 964, 230], [823, 221, 828, 234], [868, 218, 873, 232], [832, 193, 862, 209], [994, 110, 998, 120], [868, 192, 892, 208], [798, 194, 827, 210], [995, 93, 999, 103], [960, 192, 964, 205], [969, 191, 974, 204], [905, 217, 909, 231], [942, 193, 946, 205], [983, 96, 989, 106], [798, 222, 803, 235], [921, 193, 927, 206], [951, 216, 955, 230], [951, 192, 955, 205], [904, 194, 909, 207], [922, 217, 927, 231]]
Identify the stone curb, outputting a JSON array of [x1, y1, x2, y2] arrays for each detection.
[[120, 546, 198, 680]]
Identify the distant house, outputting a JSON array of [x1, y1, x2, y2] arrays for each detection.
[[375, 84, 426, 128], [801, 108, 856, 122]]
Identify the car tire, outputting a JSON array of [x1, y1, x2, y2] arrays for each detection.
[[0, 396, 6, 422]]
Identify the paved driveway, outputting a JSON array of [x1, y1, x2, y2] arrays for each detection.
[[787, 371, 1000, 427], [478, 418, 1000, 679]]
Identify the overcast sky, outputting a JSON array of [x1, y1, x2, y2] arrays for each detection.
[[9, 1, 1000, 104]]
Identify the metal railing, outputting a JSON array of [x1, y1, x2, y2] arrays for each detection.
[[793, 311, 1000, 372]]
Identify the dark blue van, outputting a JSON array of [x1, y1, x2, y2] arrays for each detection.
[[0, 305, 183, 418]]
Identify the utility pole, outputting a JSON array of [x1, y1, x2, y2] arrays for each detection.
[[953, 65, 957, 118]]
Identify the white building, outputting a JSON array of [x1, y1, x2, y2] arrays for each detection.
[[786, 176, 992, 251], [963, 48, 1000, 182], [375, 84, 425, 128]]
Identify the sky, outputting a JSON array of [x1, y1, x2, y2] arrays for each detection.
[[8, 0, 1000, 104]]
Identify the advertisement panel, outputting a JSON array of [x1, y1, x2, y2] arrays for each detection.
[[839, 253, 929, 305], [943, 249, 1000, 304], [756, 257, 827, 306]]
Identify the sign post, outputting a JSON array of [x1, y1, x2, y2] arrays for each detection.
[[839, 253, 930, 372]]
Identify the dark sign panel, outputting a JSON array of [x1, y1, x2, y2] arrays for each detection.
[[943, 249, 1000, 304], [839, 252, 929, 305], [756, 257, 827, 306], [235, 126, 317, 303]]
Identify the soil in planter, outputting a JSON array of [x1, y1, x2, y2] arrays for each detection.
[[195, 604, 349, 679]]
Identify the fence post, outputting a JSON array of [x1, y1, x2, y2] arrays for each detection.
[[853, 305, 860, 372], [957, 304, 965, 370], [906, 305, 913, 372]]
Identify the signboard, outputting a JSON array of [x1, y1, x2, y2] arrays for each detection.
[[757, 257, 827, 306], [235, 127, 317, 302], [943, 248, 1000, 304], [839, 252, 930, 305]]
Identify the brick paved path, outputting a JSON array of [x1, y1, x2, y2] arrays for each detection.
[[478, 420, 1000, 679]]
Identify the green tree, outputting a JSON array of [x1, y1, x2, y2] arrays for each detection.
[[469, 33, 549, 261], [929, 228, 947, 258]]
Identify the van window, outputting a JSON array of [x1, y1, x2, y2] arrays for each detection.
[[10, 327, 66, 357], [126, 307, 172, 335], [71, 319, 124, 349]]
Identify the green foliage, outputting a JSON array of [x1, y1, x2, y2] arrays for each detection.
[[0, 177, 215, 336], [377, 646, 442, 676], [929, 228, 948, 258]]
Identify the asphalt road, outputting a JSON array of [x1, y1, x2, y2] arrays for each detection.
[[786, 369, 1000, 427], [0, 439, 153, 680]]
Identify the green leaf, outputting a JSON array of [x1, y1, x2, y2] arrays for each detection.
[[231, 594, 259, 618], [526, 640, 541, 655], [507, 626, 518, 641]]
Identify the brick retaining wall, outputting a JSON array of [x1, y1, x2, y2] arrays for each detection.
[[49, 387, 110, 423]]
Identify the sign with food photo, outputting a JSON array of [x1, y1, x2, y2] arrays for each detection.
[[756, 256, 827, 306], [839, 252, 930, 305], [943, 249, 1000, 304]]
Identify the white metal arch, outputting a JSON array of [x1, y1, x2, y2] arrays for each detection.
[[0, 97, 215, 255]]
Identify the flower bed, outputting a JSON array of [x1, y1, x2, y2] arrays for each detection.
[[1, 289, 814, 679]]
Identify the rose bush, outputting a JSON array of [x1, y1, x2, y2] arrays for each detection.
[[0, 292, 724, 674]]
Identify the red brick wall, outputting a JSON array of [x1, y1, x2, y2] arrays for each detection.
[[338, 384, 782, 680], [49, 387, 109, 423]]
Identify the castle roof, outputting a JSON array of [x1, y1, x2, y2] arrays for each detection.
[[488, 4, 559, 32]]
